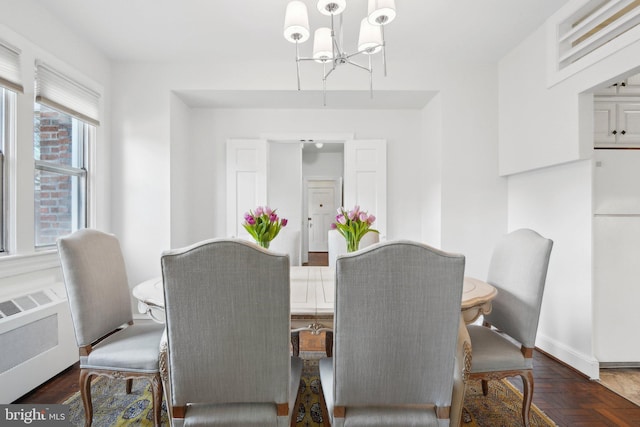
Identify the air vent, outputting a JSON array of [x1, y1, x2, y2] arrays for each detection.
[[0, 290, 55, 319], [557, 0, 640, 70]]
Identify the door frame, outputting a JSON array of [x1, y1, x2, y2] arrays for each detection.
[[302, 176, 342, 263]]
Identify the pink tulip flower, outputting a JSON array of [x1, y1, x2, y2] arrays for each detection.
[[337, 214, 347, 225], [330, 222, 337, 229], [367, 214, 376, 224], [359, 212, 368, 222], [270, 213, 278, 223], [281, 218, 288, 227], [255, 206, 264, 216], [246, 217, 256, 225], [265, 206, 273, 216]]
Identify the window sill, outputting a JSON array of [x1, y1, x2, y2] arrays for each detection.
[[0, 250, 60, 279]]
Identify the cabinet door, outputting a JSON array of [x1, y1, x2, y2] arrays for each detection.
[[594, 102, 616, 146], [617, 103, 640, 145]]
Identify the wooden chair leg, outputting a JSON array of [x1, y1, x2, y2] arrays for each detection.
[[520, 371, 534, 427], [79, 370, 93, 427], [126, 378, 133, 394], [150, 374, 164, 427], [481, 379, 489, 396]]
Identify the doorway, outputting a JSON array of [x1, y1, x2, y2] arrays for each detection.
[[304, 178, 342, 254]]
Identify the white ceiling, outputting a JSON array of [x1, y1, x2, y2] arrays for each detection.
[[30, 0, 570, 108]]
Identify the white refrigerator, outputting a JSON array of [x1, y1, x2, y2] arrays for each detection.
[[593, 149, 640, 363]]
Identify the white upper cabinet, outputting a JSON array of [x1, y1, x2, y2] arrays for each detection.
[[594, 72, 640, 148], [594, 101, 640, 147]]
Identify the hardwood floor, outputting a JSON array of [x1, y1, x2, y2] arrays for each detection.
[[14, 250, 640, 425], [16, 348, 640, 425]]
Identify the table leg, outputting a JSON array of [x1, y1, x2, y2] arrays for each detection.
[[291, 331, 300, 357], [325, 331, 333, 357]]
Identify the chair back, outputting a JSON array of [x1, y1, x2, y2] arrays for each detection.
[[161, 238, 291, 407], [57, 229, 134, 347], [484, 228, 553, 348], [333, 240, 465, 409]]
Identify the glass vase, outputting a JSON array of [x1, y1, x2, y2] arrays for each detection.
[[257, 239, 270, 249], [346, 236, 360, 253]]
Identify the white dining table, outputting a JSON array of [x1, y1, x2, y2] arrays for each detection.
[[132, 265, 496, 329]]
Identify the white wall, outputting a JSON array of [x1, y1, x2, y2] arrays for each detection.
[[421, 94, 443, 248], [269, 142, 303, 241], [112, 60, 506, 286], [499, 5, 640, 376], [169, 94, 192, 249], [302, 149, 344, 178], [508, 161, 597, 376]]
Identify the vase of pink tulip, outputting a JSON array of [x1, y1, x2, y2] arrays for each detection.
[[331, 205, 378, 252], [242, 206, 288, 249]]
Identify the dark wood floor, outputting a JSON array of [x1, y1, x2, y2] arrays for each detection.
[[16, 348, 640, 425], [14, 251, 640, 425]]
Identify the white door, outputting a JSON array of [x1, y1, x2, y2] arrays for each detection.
[[344, 139, 387, 238], [307, 180, 339, 252], [226, 139, 268, 238]]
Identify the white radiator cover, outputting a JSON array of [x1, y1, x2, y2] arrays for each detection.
[[0, 283, 78, 403]]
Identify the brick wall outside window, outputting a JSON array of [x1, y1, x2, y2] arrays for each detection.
[[34, 109, 74, 246]]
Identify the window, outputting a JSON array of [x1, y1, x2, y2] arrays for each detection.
[[33, 103, 90, 247], [0, 88, 14, 253], [34, 62, 99, 247], [0, 40, 23, 253]]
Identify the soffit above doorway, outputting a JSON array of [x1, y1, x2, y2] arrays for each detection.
[[173, 90, 436, 110]]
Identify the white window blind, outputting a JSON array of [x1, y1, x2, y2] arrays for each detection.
[[0, 40, 23, 93], [35, 62, 100, 126]]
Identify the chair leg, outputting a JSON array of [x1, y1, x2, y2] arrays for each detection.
[[150, 373, 164, 427], [79, 370, 93, 427], [481, 379, 489, 396], [520, 371, 534, 427], [126, 378, 133, 394]]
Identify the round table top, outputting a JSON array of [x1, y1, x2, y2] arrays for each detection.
[[461, 276, 498, 310], [133, 274, 497, 312]]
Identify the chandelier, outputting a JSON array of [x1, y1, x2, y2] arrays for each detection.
[[283, 0, 397, 105]]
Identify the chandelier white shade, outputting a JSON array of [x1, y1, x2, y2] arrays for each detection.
[[358, 18, 383, 54], [283, 1, 310, 43], [313, 27, 333, 62], [317, 0, 346, 16], [367, 0, 396, 25], [283, 0, 396, 105]]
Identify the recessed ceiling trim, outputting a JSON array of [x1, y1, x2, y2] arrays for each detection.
[[173, 89, 436, 110]]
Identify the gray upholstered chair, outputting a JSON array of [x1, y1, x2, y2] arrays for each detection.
[[319, 240, 466, 426], [467, 228, 553, 427], [57, 229, 164, 427], [161, 238, 303, 427]]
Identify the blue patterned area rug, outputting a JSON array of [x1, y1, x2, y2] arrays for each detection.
[[64, 358, 555, 426]]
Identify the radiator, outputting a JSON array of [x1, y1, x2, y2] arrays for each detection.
[[0, 283, 78, 403]]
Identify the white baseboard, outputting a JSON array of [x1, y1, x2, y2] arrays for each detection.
[[536, 332, 600, 380]]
